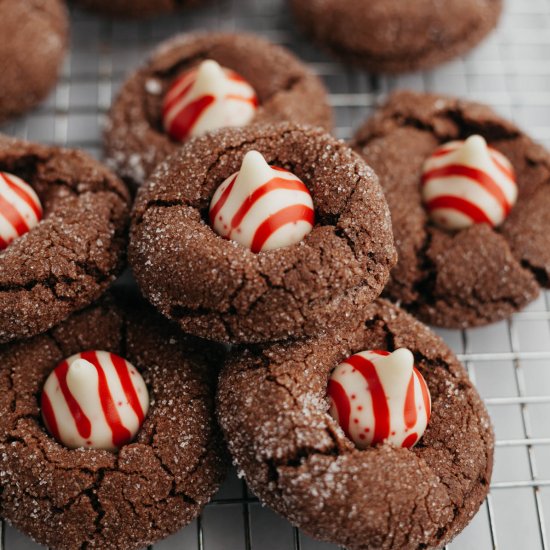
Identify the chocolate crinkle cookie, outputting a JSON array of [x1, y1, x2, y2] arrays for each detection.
[[72, 0, 200, 18], [0, 293, 227, 550], [352, 91, 549, 328], [218, 298, 494, 550], [290, 0, 502, 74], [0, 0, 68, 123], [129, 123, 397, 344], [104, 32, 333, 188], [0, 135, 130, 343]]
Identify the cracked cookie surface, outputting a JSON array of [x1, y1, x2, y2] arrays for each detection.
[[73, 0, 199, 18], [290, 0, 502, 73], [104, 32, 333, 188], [0, 135, 131, 343], [352, 91, 547, 328], [217, 298, 494, 550], [0, 0, 68, 123], [129, 123, 397, 344], [0, 293, 227, 550]]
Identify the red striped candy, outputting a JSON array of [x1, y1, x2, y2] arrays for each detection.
[[0, 172, 42, 250], [327, 348, 431, 449], [41, 351, 149, 451], [209, 150, 314, 253], [421, 135, 517, 230], [162, 59, 258, 142]]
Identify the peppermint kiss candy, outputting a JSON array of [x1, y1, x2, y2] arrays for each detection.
[[209, 150, 315, 253], [162, 59, 258, 142], [421, 134, 517, 230], [41, 351, 149, 451], [0, 171, 42, 250], [328, 348, 431, 449]]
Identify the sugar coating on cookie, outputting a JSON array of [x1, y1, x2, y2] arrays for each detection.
[[42, 350, 149, 451], [422, 135, 517, 230], [0, 172, 43, 249], [163, 60, 258, 142], [328, 348, 431, 449], [217, 298, 494, 549], [0, 136, 131, 345], [209, 150, 314, 252]]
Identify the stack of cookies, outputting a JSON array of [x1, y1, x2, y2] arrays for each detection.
[[0, 136, 228, 548], [0, 2, 549, 549]]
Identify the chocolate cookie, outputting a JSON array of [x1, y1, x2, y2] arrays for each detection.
[[105, 32, 333, 188], [129, 123, 397, 344], [73, 0, 199, 18], [218, 298, 494, 549], [0, 135, 130, 343], [0, 0, 68, 123], [352, 91, 548, 328], [0, 293, 227, 550], [290, 0, 502, 74]]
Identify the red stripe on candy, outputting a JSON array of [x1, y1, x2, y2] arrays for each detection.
[[431, 145, 458, 158], [0, 190, 30, 237], [41, 391, 61, 443], [80, 351, 132, 448], [229, 177, 310, 232], [327, 379, 352, 439], [163, 67, 198, 108], [228, 71, 246, 84], [163, 77, 196, 115], [209, 173, 239, 227], [403, 373, 417, 429], [402, 432, 418, 448], [416, 367, 431, 422], [422, 164, 512, 215], [345, 354, 390, 445], [225, 93, 259, 107], [369, 350, 390, 357], [250, 204, 314, 253], [55, 360, 92, 439], [2, 173, 42, 219], [168, 94, 215, 141], [490, 149, 515, 181], [110, 352, 145, 423], [426, 195, 494, 225]]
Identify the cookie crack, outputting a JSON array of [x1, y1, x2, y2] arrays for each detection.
[[0, 200, 125, 299], [202, 130, 297, 184], [136, 199, 186, 224], [168, 304, 236, 340], [354, 101, 520, 150], [49, 178, 129, 204], [521, 258, 550, 287], [257, 372, 342, 478], [0, 267, 110, 300]]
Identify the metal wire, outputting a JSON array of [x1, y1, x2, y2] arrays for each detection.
[[1, 0, 550, 548]]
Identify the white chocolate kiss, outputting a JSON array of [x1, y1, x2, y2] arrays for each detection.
[[163, 59, 258, 141], [41, 352, 149, 451], [328, 348, 431, 449], [0, 171, 43, 250], [209, 151, 315, 252], [421, 135, 518, 230]]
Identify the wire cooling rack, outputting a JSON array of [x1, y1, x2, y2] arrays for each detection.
[[1, 0, 550, 548]]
